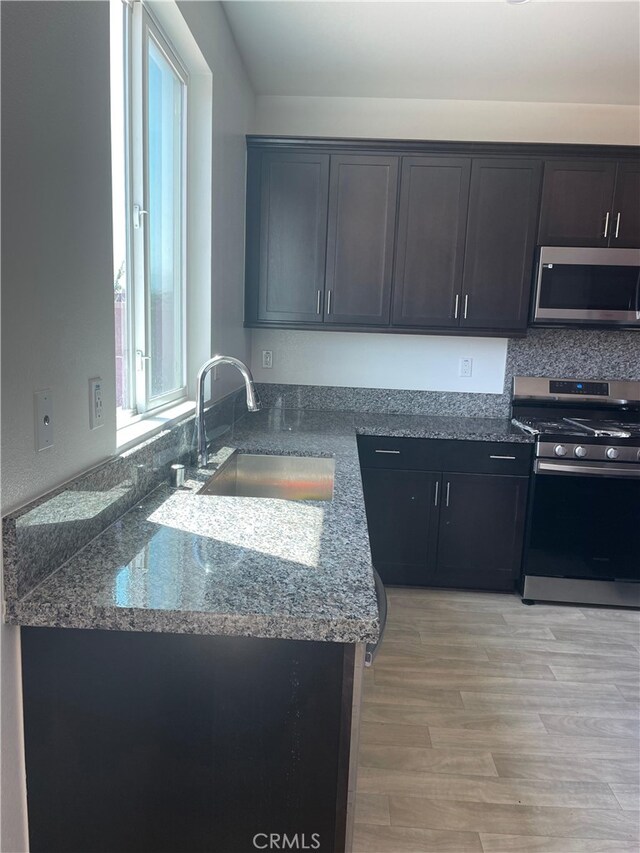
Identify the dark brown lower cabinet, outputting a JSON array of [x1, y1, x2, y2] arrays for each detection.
[[434, 472, 529, 591], [359, 468, 440, 585], [21, 628, 357, 853], [358, 438, 531, 591]]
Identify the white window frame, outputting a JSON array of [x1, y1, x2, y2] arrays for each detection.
[[112, 0, 212, 445], [121, 1, 189, 420]]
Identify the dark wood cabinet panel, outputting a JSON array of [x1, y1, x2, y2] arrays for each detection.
[[392, 157, 471, 327], [360, 467, 440, 586], [461, 158, 542, 331], [358, 437, 531, 592], [538, 160, 617, 247], [325, 155, 398, 326], [611, 163, 640, 249], [245, 139, 639, 335], [22, 628, 353, 853], [252, 150, 330, 323], [357, 435, 532, 476], [434, 473, 529, 591]]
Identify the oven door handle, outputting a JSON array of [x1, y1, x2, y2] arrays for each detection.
[[535, 460, 640, 478]]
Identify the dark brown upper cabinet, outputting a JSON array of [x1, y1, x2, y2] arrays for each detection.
[[247, 150, 330, 324], [610, 163, 640, 248], [325, 155, 399, 325], [245, 138, 638, 335], [460, 159, 543, 331], [537, 159, 640, 248], [392, 157, 471, 328]]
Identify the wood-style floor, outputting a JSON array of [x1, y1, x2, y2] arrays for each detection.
[[354, 587, 640, 853]]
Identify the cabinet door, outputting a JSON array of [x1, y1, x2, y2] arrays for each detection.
[[461, 158, 542, 331], [538, 160, 617, 247], [254, 151, 330, 323], [325, 155, 398, 325], [610, 163, 640, 249], [434, 473, 528, 591], [392, 157, 471, 328], [360, 468, 440, 586]]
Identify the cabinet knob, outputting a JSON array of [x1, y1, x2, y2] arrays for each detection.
[[603, 211, 610, 239]]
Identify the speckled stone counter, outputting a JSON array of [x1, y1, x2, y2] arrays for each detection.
[[6, 410, 379, 643], [354, 412, 533, 443], [4, 408, 532, 643]]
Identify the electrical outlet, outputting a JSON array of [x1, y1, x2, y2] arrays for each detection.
[[35, 389, 54, 451], [262, 350, 273, 369], [459, 357, 473, 378], [89, 378, 104, 429]]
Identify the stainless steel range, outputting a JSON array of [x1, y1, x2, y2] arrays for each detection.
[[511, 376, 640, 608]]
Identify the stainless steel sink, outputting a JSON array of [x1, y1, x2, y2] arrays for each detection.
[[198, 453, 335, 501]]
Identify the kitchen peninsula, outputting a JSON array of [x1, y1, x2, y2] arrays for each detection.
[[4, 405, 533, 853]]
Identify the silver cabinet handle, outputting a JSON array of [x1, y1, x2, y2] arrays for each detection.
[[463, 295, 469, 319], [445, 481, 450, 507], [615, 212, 621, 239], [316, 290, 322, 314], [454, 294, 459, 319], [434, 480, 439, 507], [374, 449, 400, 454], [489, 455, 516, 460], [327, 290, 332, 315], [603, 211, 610, 238]]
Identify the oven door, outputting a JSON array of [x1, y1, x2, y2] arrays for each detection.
[[525, 459, 640, 583], [532, 247, 640, 325]]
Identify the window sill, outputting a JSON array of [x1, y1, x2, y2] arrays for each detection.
[[117, 400, 196, 453]]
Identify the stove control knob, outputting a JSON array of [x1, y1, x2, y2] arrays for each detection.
[[574, 445, 588, 458], [606, 447, 620, 460], [554, 445, 567, 457]]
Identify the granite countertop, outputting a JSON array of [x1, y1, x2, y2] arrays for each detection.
[[5, 408, 532, 644], [354, 412, 534, 443]]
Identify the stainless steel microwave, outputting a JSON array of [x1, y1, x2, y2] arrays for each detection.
[[532, 246, 640, 326]]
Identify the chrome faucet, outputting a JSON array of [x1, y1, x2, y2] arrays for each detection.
[[196, 355, 260, 467]]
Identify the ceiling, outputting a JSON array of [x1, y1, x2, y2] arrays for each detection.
[[221, 1, 640, 106]]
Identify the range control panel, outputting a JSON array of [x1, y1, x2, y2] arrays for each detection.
[[549, 380, 609, 396]]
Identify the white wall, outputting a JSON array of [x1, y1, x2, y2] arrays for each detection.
[[1, 1, 116, 515], [1, 4, 114, 848], [251, 330, 507, 394], [251, 93, 639, 392], [254, 95, 640, 146], [178, 1, 255, 400]]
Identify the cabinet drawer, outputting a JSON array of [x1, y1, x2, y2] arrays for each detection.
[[441, 440, 532, 476], [357, 435, 441, 470], [357, 435, 532, 475]]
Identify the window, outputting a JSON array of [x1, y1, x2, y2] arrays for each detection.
[[112, 1, 188, 424]]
